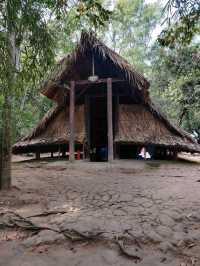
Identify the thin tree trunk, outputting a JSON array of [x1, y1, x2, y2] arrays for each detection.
[[0, 127, 2, 184], [0, 31, 17, 189], [0, 88, 12, 189]]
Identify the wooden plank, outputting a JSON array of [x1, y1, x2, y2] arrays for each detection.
[[107, 78, 114, 162], [69, 81, 75, 162]]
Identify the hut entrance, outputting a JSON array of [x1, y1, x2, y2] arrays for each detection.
[[89, 97, 108, 161]]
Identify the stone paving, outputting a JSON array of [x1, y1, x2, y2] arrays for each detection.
[[1, 159, 200, 265]]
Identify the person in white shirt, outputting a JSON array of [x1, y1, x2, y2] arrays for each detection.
[[138, 146, 151, 160]]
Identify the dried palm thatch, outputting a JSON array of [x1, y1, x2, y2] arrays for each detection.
[[115, 105, 200, 152], [41, 31, 150, 102], [13, 105, 85, 154], [146, 102, 196, 142], [13, 103, 200, 154]]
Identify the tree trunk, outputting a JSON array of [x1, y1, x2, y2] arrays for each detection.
[[0, 89, 12, 189], [0, 31, 17, 190]]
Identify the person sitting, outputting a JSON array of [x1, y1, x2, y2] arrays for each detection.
[[138, 146, 151, 160]]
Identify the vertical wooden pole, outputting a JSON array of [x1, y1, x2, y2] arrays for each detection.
[[85, 95, 91, 157], [69, 81, 75, 162], [114, 96, 119, 159], [115, 96, 119, 136], [107, 78, 114, 162], [36, 151, 40, 160]]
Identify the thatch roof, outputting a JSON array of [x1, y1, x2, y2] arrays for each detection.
[[13, 103, 200, 154], [13, 105, 85, 154], [115, 104, 200, 153], [40, 31, 150, 103]]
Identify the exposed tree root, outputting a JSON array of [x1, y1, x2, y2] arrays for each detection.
[[1, 210, 143, 262], [26, 210, 68, 218], [126, 230, 143, 249], [61, 229, 104, 242], [115, 237, 142, 262], [0, 211, 58, 232], [0, 211, 104, 242]]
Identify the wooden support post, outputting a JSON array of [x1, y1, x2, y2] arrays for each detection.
[[85, 95, 91, 158], [115, 96, 119, 136], [107, 78, 114, 162], [114, 96, 119, 159], [69, 81, 75, 162], [36, 151, 40, 160]]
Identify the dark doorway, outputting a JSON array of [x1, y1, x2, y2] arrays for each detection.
[[90, 97, 108, 161], [118, 144, 139, 159]]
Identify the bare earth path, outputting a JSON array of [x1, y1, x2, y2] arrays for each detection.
[[1, 158, 200, 265]]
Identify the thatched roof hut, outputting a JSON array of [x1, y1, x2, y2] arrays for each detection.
[[13, 32, 200, 159]]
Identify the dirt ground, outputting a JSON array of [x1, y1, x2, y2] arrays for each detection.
[[1, 156, 200, 266]]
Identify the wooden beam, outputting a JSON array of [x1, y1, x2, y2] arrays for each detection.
[[69, 81, 75, 162], [107, 78, 114, 162], [75, 78, 124, 86], [88, 93, 129, 98]]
